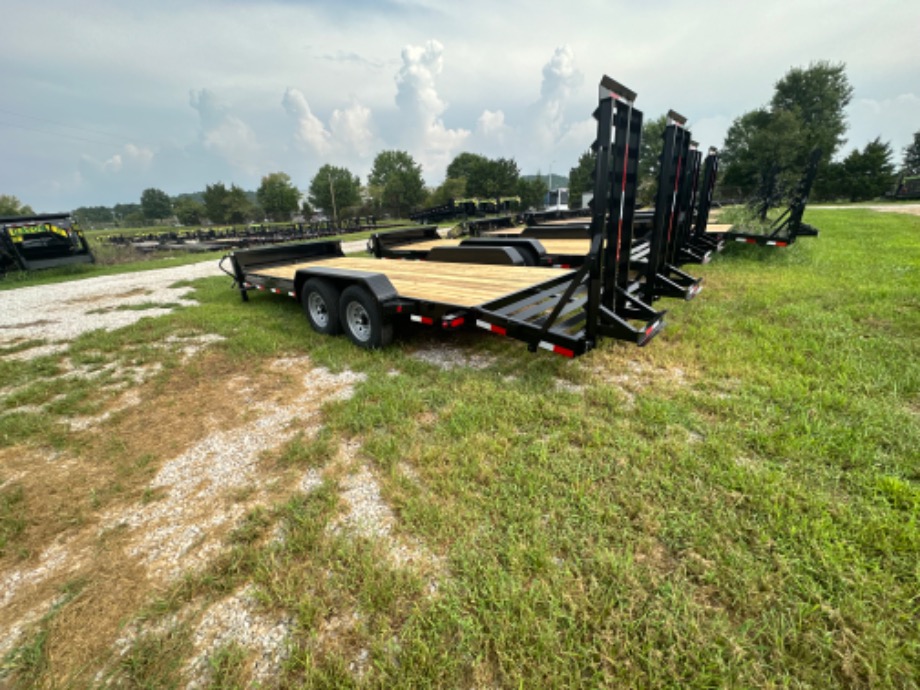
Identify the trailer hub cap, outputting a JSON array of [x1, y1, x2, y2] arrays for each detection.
[[346, 301, 371, 342], [307, 292, 329, 328]]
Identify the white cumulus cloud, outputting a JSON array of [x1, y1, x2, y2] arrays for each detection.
[[394, 40, 469, 180], [189, 89, 260, 173]]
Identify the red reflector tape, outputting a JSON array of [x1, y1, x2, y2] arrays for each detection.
[[256, 284, 265, 290], [476, 319, 506, 336], [538, 341, 575, 358], [746, 238, 757, 244], [645, 321, 659, 336], [271, 288, 281, 294], [444, 317, 465, 329], [288, 291, 296, 298], [410, 315, 434, 325], [776, 241, 788, 247], [552, 263, 571, 269], [243, 282, 252, 288], [396, 305, 403, 313]]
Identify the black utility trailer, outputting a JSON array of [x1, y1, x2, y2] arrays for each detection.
[[715, 149, 821, 247], [222, 76, 666, 356], [0, 213, 94, 274]]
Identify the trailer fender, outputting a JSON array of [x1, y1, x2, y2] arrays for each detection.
[[426, 245, 526, 266], [293, 268, 398, 305]]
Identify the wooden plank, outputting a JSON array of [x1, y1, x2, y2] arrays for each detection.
[[706, 223, 733, 233], [255, 257, 573, 307], [394, 238, 461, 251], [391, 237, 589, 257], [539, 239, 589, 256]]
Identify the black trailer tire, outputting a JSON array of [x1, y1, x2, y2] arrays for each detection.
[[301, 278, 342, 335], [339, 285, 393, 349]]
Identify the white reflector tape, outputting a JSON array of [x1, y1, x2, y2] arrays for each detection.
[[410, 315, 422, 323], [475, 319, 491, 331]]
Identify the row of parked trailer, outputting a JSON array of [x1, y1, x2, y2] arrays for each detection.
[[222, 75, 818, 358]]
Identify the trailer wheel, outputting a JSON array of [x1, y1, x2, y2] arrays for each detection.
[[301, 278, 341, 335], [339, 285, 393, 349]]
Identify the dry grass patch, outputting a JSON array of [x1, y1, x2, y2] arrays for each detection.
[[0, 351, 367, 685]]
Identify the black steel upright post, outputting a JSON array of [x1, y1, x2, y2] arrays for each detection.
[[582, 79, 617, 346], [691, 148, 719, 239], [643, 114, 680, 302], [601, 83, 641, 313]]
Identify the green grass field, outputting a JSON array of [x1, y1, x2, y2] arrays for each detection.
[[0, 208, 917, 688]]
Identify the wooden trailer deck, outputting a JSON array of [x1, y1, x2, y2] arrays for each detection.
[[255, 257, 574, 307], [394, 237, 592, 256]]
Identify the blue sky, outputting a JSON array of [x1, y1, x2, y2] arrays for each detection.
[[2, 0, 917, 212]]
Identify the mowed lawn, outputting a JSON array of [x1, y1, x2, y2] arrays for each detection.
[[0, 208, 917, 688]]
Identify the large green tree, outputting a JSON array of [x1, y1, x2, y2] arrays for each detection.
[[902, 130, 920, 176], [425, 177, 468, 208], [771, 61, 853, 165], [202, 183, 255, 224], [140, 188, 172, 221], [516, 175, 548, 211], [368, 151, 426, 218], [0, 195, 35, 216], [637, 115, 668, 205], [721, 108, 805, 197], [567, 151, 594, 210], [446, 153, 520, 198], [257, 172, 300, 221], [174, 198, 205, 226], [73, 206, 114, 224], [225, 185, 256, 224], [841, 137, 897, 201], [309, 165, 361, 223], [203, 183, 230, 223], [721, 62, 852, 206]]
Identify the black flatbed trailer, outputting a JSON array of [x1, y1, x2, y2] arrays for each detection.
[[222, 238, 661, 357], [713, 148, 821, 247], [223, 75, 667, 356]]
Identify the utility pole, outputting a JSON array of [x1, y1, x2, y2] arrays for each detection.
[[329, 175, 338, 228]]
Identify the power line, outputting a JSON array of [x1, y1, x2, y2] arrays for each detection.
[[0, 107, 135, 145], [0, 119, 129, 148]]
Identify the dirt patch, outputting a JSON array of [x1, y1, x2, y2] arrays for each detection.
[[0, 352, 365, 685], [65, 287, 153, 305], [410, 343, 497, 370]]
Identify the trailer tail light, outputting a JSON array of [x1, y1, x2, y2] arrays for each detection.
[[538, 341, 575, 358], [443, 315, 465, 329], [476, 320, 506, 336], [396, 305, 403, 313], [410, 315, 434, 325]]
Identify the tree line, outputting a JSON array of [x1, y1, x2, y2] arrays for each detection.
[[67, 151, 552, 228]]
